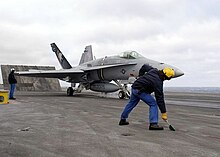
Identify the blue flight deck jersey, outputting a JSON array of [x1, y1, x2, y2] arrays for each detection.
[[132, 64, 166, 113]]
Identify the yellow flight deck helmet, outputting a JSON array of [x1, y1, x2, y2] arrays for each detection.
[[163, 67, 175, 79]]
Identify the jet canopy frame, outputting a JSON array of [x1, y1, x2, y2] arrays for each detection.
[[119, 51, 143, 59]]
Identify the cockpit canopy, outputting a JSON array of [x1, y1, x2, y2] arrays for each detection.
[[119, 51, 143, 59]]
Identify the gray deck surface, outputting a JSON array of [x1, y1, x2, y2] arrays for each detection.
[[0, 91, 219, 157]]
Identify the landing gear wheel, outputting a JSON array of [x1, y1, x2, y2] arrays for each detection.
[[118, 91, 126, 99], [126, 91, 130, 99], [67, 87, 74, 96]]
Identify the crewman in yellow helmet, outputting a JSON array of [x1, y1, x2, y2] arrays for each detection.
[[119, 64, 175, 130], [163, 67, 175, 80]]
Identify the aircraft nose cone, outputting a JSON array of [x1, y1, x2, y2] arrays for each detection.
[[174, 69, 184, 78]]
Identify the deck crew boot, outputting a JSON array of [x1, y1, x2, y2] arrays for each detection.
[[149, 123, 164, 130], [119, 119, 129, 126]]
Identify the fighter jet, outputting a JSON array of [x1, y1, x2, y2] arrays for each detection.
[[16, 43, 184, 99]]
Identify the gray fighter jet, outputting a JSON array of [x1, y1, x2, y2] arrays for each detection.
[[16, 43, 184, 99]]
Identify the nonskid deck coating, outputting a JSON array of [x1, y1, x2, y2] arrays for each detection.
[[0, 91, 219, 157]]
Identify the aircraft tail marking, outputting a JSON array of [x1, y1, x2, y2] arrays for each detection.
[[79, 45, 93, 65], [51, 43, 72, 69]]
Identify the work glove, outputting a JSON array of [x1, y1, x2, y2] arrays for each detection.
[[161, 112, 167, 120]]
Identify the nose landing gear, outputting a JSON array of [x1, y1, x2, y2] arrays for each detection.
[[113, 80, 130, 99], [118, 90, 130, 99]]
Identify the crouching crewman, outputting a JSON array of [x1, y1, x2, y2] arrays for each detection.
[[119, 64, 174, 130]]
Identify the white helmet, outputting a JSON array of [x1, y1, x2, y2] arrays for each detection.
[[11, 68, 15, 71]]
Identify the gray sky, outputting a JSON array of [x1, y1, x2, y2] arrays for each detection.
[[0, 0, 220, 87]]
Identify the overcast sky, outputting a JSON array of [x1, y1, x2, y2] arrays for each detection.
[[0, 0, 220, 87]]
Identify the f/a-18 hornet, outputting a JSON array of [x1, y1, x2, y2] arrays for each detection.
[[16, 43, 184, 99]]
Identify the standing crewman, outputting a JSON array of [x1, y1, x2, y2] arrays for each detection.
[[119, 64, 175, 130], [8, 68, 17, 100]]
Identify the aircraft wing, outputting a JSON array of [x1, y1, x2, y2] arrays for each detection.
[[82, 63, 137, 71], [15, 63, 137, 81], [15, 68, 84, 78]]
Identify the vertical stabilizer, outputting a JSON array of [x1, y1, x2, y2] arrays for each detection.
[[51, 43, 72, 69], [79, 45, 93, 65]]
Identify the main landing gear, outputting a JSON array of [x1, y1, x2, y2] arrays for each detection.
[[66, 83, 85, 96], [67, 87, 74, 96]]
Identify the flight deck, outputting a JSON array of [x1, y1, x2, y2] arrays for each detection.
[[0, 91, 219, 157]]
